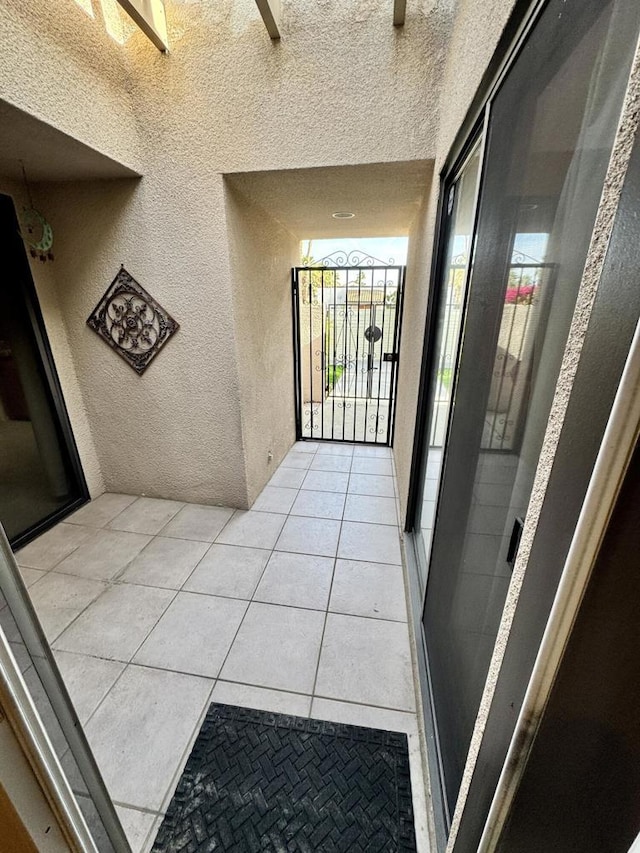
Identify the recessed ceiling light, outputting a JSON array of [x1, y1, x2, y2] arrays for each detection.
[[332, 212, 355, 219]]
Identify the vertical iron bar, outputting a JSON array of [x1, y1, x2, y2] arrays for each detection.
[[388, 266, 405, 446], [291, 268, 302, 440], [320, 268, 325, 443], [354, 266, 362, 441], [294, 259, 409, 446], [308, 270, 313, 439], [377, 269, 389, 443], [331, 269, 337, 440], [342, 272, 349, 441], [363, 268, 373, 442]]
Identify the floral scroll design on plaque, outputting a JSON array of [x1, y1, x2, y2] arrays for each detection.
[[87, 266, 179, 375]]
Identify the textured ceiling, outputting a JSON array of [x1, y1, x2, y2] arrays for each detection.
[[0, 100, 140, 182], [225, 160, 434, 238]]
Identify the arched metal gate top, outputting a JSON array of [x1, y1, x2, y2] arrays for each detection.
[[291, 259, 406, 446], [299, 250, 399, 268]]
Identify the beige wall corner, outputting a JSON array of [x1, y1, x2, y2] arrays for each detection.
[[223, 178, 299, 505], [393, 180, 438, 522], [29, 261, 105, 499], [0, 0, 142, 174], [34, 173, 250, 508], [0, 0, 465, 513], [436, 0, 518, 162]]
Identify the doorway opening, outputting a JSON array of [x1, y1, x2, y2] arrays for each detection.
[[0, 194, 87, 546], [292, 249, 405, 446]]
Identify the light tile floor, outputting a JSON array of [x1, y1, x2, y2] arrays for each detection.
[[14, 442, 429, 853]]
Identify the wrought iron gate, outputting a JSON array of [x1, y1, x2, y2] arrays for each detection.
[[292, 252, 405, 445]]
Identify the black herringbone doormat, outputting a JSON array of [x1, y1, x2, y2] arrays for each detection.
[[151, 703, 417, 853]]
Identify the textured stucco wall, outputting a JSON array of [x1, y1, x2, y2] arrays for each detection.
[[435, 0, 517, 160], [129, 0, 453, 174], [33, 174, 249, 507], [0, 0, 457, 507], [0, 0, 141, 173], [223, 179, 299, 505]]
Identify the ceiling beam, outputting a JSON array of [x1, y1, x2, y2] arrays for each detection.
[[116, 0, 169, 51], [255, 0, 281, 39], [393, 0, 406, 27]]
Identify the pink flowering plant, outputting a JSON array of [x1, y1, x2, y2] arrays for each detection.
[[505, 284, 536, 305]]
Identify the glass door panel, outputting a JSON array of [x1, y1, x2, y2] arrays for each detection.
[[0, 195, 85, 542], [421, 0, 640, 817], [415, 141, 482, 593]]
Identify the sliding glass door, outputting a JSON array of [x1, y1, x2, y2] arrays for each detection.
[[0, 195, 87, 544], [414, 140, 482, 593], [414, 0, 640, 822]]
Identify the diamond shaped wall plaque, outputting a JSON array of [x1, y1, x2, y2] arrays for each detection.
[[87, 267, 179, 375]]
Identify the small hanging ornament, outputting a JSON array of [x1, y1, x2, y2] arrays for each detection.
[[18, 162, 54, 263], [21, 207, 54, 262]]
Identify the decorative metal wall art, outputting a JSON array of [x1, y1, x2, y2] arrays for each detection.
[[87, 266, 179, 375]]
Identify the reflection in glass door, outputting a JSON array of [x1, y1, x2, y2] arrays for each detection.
[[0, 195, 86, 543], [416, 0, 640, 820], [415, 140, 482, 594]]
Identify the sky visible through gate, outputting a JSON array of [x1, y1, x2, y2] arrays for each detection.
[[300, 237, 409, 265]]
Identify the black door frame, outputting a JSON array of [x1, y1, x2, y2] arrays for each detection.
[[403, 123, 487, 843], [1, 194, 89, 549], [404, 0, 576, 844]]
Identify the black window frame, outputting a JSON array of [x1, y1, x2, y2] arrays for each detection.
[[1, 193, 89, 549]]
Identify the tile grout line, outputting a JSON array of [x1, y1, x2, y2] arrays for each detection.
[[116, 495, 264, 819], [71, 584, 184, 732], [18, 524, 102, 574], [42, 530, 162, 648], [106, 496, 185, 537], [18, 441, 414, 848], [54, 440, 321, 729], [279, 441, 320, 719], [200, 441, 322, 730], [157, 502, 236, 544], [115, 801, 163, 853], [112, 801, 160, 817], [307, 447, 352, 717], [157, 676, 219, 816], [68, 647, 416, 720], [177, 531, 235, 594], [49, 534, 176, 650], [206, 448, 316, 691]]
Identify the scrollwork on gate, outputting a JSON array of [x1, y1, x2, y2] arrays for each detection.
[[303, 251, 396, 268]]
